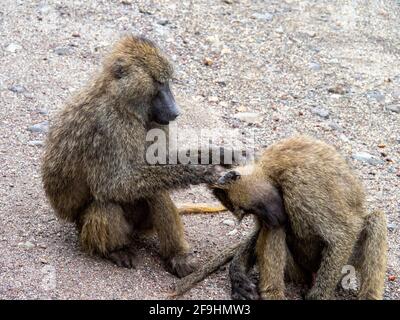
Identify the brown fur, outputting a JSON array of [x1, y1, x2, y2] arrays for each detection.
[[173, 135, 388, 298], [42, 35, 229, 277]]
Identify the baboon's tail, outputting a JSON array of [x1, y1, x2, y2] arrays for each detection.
[[177, 203, 227, 215], [170, 242, 239, 297], [356, 210, 388, 300]]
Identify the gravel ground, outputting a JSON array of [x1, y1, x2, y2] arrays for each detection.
[[0, 0, 399, 300]]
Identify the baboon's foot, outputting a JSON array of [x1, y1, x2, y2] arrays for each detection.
[[107, 247, 137, 268], [260, 289, 285, 300], [231, 273, 259, 300], [165, 254, 197, 278]]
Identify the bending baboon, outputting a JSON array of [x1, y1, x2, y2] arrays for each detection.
[[42, 35, 234, 277], [173, 135, 387, 299]]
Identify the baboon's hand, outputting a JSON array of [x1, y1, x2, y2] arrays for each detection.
[[202, 165, 227, 184], [165, 254, 197, 278], [107, 247, 137, 269], [231, 272, 259, 300]]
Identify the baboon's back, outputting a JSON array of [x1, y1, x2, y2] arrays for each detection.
[[260, 136, 365, 220], [42, 106, 94, 222]]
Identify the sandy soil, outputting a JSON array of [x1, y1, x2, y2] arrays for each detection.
[[0, 0, 399, 299]]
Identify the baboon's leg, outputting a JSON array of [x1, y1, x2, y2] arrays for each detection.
[[230, 230, 259, 300], [121, 199, 154, 234], [306, 232, 358, 300], [78, 201, 136, 268], [351, 211, 387, 300], [285, 246, 310, 285], [256, 227, 286, 300], [148, 191, 195, 278]]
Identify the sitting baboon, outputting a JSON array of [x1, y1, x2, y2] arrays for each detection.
[[173, 135, 387, 299], [42, 35, 234, 277]]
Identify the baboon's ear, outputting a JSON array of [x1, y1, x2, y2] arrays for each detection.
[[251, 186, 286, 228], [111, 58, 128, 79], [217, 170, 241, 185]]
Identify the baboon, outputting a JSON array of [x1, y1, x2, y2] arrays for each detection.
[[173, 135, 387, 299], [42, 35, 235, 277]]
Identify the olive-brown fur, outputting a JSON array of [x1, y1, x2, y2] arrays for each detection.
[[174, 135, 388, 298], [224, 135, 388, 300], [42, 35, 226, 277]]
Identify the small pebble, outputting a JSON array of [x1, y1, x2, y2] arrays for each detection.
[[233, 112, 262, 124], [366, 90, 385, 102], [352, 152, 383, 166], [27, 121, 49, 133], [38, 108, 49, 115], [37, 4, 51, 14], [18, 241, 35, 249], [215, 78, 227, 86], [227, 229, 238, 236], [387, 105, 400, 114], [203, 57, 213, 66], [5, 43, 22, 53], [327, 121, 341, 131], [236, 105, 247, 112], [54, 46, 72, 56], [222, 219, 235, 227], [8, 84, 26, 93], [157, 19, 169, 26], [328, 85, 348, 95], [309, 62, 321, 71], [251, 13, 273, 21], [312, 107, 330, 119], [208, 96, 219, 103], [27, 140, 45, 147]]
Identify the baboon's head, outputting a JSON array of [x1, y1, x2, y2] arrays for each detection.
[[105, 35, 180, 125], [210, 170, 287, 228]]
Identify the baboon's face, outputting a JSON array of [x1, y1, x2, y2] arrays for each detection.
[[150, 81, 180, 125], [211, 170, 287, 228], [108, 36, 180, 125], [211, 171, 247, 221]]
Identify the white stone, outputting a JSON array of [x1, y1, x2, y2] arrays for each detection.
[[6, 43, 22, 53], [18, 241, 35, 249], [223, 219, 235, 227], [233, 112, 262, 124]]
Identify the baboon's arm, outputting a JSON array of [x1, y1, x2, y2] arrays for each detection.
[[87, 143, 243, 203], [230, 229, 259, 275], [229, 229, 260, 300], [90, 163, 221, 203]]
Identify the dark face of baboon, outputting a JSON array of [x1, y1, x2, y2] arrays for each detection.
[[150, 81, 180, 125], [106, 36, 180, 125], [211, 171, 243, 218], [211, 170, 287, 228]]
